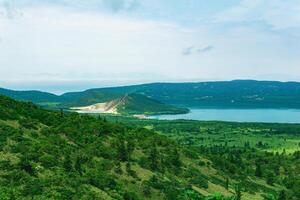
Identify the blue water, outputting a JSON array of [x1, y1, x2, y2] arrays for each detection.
[[149, 108, 300, 123]]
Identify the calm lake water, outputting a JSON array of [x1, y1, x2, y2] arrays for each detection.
[[149, 108, 300, 123]]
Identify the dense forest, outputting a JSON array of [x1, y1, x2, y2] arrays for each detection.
[[132, 80, 300, 108], [0, 88, 188, 115], [2, 80, 300, 110], [0, 95, 299, 199], [91, 80, 300, 108]]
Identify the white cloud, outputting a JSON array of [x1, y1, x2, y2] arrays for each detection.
[[214, 0, 262, 23], [0, 5, 209, 82], [0, 0, 299, 90], [0, 1, 23, 19], [263, 1, 300, 29], [214, 0, 300, 29]]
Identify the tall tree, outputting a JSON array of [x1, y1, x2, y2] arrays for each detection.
[[255, 162, 262, 177], [63, 154, 72, 172], [277, 190, 286, 200], [233, 184, 243, 200], [149, 145, 159, 170]]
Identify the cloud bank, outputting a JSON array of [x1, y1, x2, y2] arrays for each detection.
[[0, 0, 299, 92]]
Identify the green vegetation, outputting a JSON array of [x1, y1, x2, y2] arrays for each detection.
[[61, 90, 122, 107], [0, 88, 188, 115], [0, 88, 60, 103], [70, 93, 188, 115], [113, 118, 300, 153], [116, 94, 189, 115], [94, 80, 300, 109], [106, 115, 300, 199], [3, 80, 300, 115], [60, 80, 300, 109], [0, 95, 300, 199]]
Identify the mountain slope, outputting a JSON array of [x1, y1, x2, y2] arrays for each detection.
[[116, 93, 189, 115], [0, 87, 60, 103], [60, 90, 122, 107], [2, 80, 300, 109], [82, 80, 300, 108], [1, 95, 293, 199], [71, 93, 189, 115], [0, 88, 188, 115]]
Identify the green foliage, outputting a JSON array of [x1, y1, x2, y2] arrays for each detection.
[[0, 96, 198, 199], [255, 162, 263, 177], [184, 167, 209, 189], [232, 184, 243, 200], [262, 193, 276, 200], [116, 93, 189, 115], [4, 80, 300, 109], [106, 115, 300, 199], [0, 95, 300, 200], [148, 145, 159, 170], [277, 190, 287, 200]]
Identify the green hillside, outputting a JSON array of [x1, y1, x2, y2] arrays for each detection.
[[75, 80, 300, 109], [0, 88, 187, 115], [60, 90, 121, 107], [62, 92, 188, 115], [115, 94, 189, 115], [0, 88, 60, 104], [1, 95, 298, 199], [2, 80, 300, 111], [71, 93, 188, 115]]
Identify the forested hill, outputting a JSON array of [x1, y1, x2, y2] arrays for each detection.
[[0, 95, 297, 199], [0, 87, 60, 103], [0, 88, 188, 115], [82, 80, 300, 108], [2, 80, 300, 109]]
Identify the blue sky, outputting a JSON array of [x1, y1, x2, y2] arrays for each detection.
[[0, 0, 299, 93]]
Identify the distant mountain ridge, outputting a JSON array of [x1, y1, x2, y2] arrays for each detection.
[[2, 80, 300, 110], [60, 80, 300, 109], [0, 88, 60, 103], [0, 87, 188, 115]]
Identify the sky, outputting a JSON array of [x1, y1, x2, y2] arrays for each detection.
[[0, 0, 300, 93]]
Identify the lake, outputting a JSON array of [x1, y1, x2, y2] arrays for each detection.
[[149, 108, 300, 123]]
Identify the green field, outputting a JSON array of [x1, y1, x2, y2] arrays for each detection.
[[102, 115, 300, 153]]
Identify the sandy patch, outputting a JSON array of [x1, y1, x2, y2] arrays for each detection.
[[71, 101, 119, 114]]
